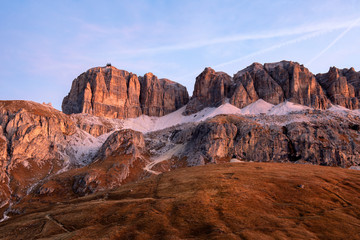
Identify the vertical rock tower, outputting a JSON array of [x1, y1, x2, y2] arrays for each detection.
[[62, 65, 189, 118]]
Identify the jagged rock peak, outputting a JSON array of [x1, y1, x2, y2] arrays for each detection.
[[184, 67, 233, 115], [234, 62, 264, 78], [316, 66, 360, 109], [186, 60, 355, 115], [62, 65, 189, 119]]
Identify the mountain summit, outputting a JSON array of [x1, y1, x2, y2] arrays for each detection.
[[62, 65, 189, 119], [186, 61, 360, 115], [62, 61, 360, 119], [1, 61, 360, 238]]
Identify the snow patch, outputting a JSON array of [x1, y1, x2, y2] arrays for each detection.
[[240, 99, 274, 115], [64, 129, 114, 166], [72, 113, 123, 131], [121, 103, 243, 133], [327, 105, 352, 114], [230, 158, 243, 163], [268, 101, 311, 115], [122, 115, 156, 133], [120, 100, 314, 133], [349, 166, 360, 170], [352, 109, 360, 116]]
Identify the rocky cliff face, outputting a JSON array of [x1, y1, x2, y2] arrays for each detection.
[[180, 114, 360, 167], [186, 61, 360, 114], [62, 66, 189, 119], [71, 129, 148, 196], [0, 101, 77, 217], [129, 112, 360, 174], [139, 73, 190, 116], [184, 68, 233, 114], [35, 109, 360, 205], [316, 67, 360, 109], [0, 101, 151, 219]]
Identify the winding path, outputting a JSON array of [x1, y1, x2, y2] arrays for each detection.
[[144, 144, 184, 175]]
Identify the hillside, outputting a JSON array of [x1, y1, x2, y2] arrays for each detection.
[[0, 163, 359, 239]]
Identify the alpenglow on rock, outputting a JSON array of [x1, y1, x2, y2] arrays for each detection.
[[185, 61, 360, 114], [316, 67, 360, 109], [62, 65, 189, 119]]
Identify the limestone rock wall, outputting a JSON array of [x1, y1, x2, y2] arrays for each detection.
[[316, 67, 360, 109], [62, 66, 189, 118], [185, 61, 360, 114], [179, 115, 360, 167], [0, 101, 76, 212]]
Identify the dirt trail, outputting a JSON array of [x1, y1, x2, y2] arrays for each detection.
[[144, 144, 184, 175]]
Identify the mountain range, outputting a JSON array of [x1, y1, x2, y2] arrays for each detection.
[[0, 60, 360, 239]]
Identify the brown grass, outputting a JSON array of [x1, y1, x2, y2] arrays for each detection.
[[0, 162, 360, 240]]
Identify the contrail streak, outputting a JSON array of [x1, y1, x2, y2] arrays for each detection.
[[177, 29, 328, 82], [307, 17, 360, 66], [214, 31, 327, 68], [120, 18, 360, 55]]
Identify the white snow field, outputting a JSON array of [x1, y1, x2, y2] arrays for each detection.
[[119, 100, 360, 133], [67, 99, 360, 167]]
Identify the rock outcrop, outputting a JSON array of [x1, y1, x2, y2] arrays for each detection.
[[184, 68, 233, 114], [62, 66, 189, 119], [1, 99, 360, 223], [139, 73, 189, 116], [72, 129, 147, 196], [185, 61, 331, 114], [0, 101, 150, 216], [176, 114, 360, 167], [0, 101, 77, 216], [263, 61, 328, 108], [316, 67, 360, 109], [30, 129, 148, 200], [71, 113, 122, 137]]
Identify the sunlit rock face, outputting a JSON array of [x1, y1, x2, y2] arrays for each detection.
[[184, 67, 233, 115], [62, 66, 189, 119], [316, 66, 360, 109], [0, 101, 76, 214], [185, 61, 360, 114], [178, 115, 360, 167]]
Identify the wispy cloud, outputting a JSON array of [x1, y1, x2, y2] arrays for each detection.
[[118, 18, 360, 55], [177, 29, 329, 82], [214, 31, 328, 68], [307, 17, 360, 66]]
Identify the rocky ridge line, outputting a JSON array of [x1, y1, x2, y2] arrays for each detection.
[[62, 66, 189, 119], [185, 61, 360, 114]]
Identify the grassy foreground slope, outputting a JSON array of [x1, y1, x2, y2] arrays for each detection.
[[0, 162, 359, 240]]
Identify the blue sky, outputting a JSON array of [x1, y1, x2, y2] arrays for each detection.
[[1, 0, 360, 110]]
